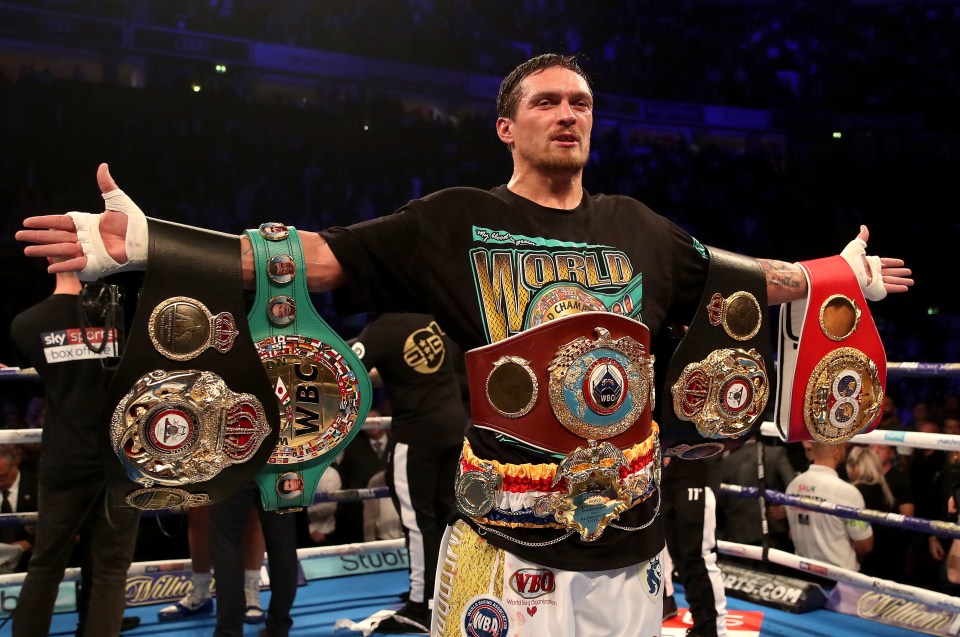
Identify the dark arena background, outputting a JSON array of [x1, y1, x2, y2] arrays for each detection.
[[0, 1, 957, 636]]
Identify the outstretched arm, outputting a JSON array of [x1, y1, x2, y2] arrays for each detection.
[[17, 163, 349, 292], [239, 229, 347, 292], [757, 225, 913, 305]]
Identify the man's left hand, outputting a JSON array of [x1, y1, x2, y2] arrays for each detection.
[[841, 225, 913, 301]]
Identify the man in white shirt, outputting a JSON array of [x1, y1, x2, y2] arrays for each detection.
[[786, 442, 873, 571]]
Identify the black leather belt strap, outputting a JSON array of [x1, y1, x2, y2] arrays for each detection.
[[101, 219, 278, 508], [659, 246, 775, 459]]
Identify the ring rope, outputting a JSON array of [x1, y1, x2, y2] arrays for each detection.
[[721, 483, 960, 540], [2, 419, 957, 450], [0, 416, 394, 445], [886, 362, 960, 378], [758, 421, 960, 452], [0, 486, 395, 529], [718, 540, 960, 613]]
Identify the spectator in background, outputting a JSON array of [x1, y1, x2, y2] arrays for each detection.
[[209, 486, 299, 637], [8, 266, 140, 636], [911, 420, 946, 520], [158, 506, 268, 625], [349, 314, 468, 634], [786, 442, 873, 572], [306, 466, 342, 546], [845, 446, 902, 581], [929, 451, 960, 593], [908, 402, 932, 432], [334, 416, 391, 545], [719, 436, 797, 553], [868, 444, 914, 518], [878, 395, 904, 431], [661, 455, 727, 637], [944, 416, 960, 437], [944, 395, 960, 421], [903, 419, 947, 589], [363, 469, 403, 543], [0, 444, 35, 573]]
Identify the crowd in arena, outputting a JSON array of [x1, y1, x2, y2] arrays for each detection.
[[19, 0, 960, 113]]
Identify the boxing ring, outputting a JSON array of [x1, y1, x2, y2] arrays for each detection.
[[0, 363, 958, 636]]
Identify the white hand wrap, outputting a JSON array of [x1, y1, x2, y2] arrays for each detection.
[[65, 189, 149, 282], [840, 237, 886, 301]]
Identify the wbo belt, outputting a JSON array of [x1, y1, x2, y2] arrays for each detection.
[[466, 312, 655, 456], [774, 255, 886, 443], [660, 247, 774, 460], [246, 223, 372, 512], [455, 427, 660, 542], [106, 219, 277, 510]]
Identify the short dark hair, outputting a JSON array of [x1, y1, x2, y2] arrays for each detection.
[[496, 53, 591, 119]]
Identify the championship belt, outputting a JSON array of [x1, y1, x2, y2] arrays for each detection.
[[246, 223, 372, 512], [462, 312, 659, 541], [660, 247, 774, 459], [774, 256, 886, 443], [105, 220, 277, 510]]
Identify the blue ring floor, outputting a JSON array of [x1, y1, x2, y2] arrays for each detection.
[[32, 569, 923, 636]]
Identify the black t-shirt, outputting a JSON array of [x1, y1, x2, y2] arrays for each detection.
[[9, 294, 117, 487], [323, 185, 708, 570], [352, 313, 468, 448], [855, 482, 905, 580], [885, 466, 913, 510]]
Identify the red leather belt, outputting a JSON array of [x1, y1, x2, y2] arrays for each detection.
[[466, 312, 654, 455], [774, 255, 886, 443]]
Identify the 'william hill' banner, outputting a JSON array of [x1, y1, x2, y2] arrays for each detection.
[[126, 560, 307, 608], [827, 582, 960, 636]]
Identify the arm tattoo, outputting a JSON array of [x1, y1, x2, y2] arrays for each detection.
[[758, 258, 806, 305]]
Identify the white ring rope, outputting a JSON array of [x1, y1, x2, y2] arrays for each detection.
[[718, 540, 960, 613], [758, 421, 957, 452]]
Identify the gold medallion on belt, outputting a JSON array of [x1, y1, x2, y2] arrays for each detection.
[[148, 296, 239, 361], [110, 369, 270, 487], [671, 348, 769, 439]]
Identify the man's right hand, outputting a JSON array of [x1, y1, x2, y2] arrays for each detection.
[[16, 163, 147, 280]]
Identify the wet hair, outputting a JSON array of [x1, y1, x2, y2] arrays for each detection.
[[846, 445, 895, 509], [496, 53, 591, 119]]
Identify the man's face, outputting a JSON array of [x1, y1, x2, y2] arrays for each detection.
[[868, 444, 893, 465], [945, 418, 960, 436], [498, 66, 593, 175], [836, 443, 850, 465], [0, 454, 18, 490], [271, 302, 293, 318], [271, 260, 296, 276]]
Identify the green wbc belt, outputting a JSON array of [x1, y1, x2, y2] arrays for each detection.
[[246, 222, 372, 512]]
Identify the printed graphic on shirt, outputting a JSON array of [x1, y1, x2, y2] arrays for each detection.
[[470, 226, 643, 343], [40, 327, 119, 363], [403, 320, 446, 374]]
